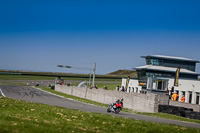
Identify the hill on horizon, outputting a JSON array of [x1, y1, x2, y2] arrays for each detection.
[[106, 70, 137, 78], [0, 69, 138, 78]]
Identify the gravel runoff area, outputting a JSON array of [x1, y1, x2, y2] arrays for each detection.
[[0, 84, 200, 129]]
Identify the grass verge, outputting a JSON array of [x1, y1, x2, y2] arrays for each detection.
[[1, 96, 200, 133], [90, 83, 120, 90], [0, 74, 121, 82]]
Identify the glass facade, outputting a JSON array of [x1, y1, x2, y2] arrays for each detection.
[[146, 59, 163, 66], [137, 70, 198, 80], [146, 58, 196, 72]]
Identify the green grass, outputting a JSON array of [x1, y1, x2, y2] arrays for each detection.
[[0, 75, 120, 90], [0, 82, 27, 86], [92, 83, 120, 90], [0, 74, 121, 82], [136, 112, 200, 124], [1, 96, 200, 133], [0, 75, 90, 81], [65, 82, 120, 90]]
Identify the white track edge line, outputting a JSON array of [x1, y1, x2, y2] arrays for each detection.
[[0, 88, 6, 97]]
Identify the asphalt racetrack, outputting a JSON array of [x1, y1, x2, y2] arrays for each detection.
[[1, 85, 200, 129]]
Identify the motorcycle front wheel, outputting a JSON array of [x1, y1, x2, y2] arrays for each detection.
[[107, 108, 111, 113], [115, 108, 121, 114]]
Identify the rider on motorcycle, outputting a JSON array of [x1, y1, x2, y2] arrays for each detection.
[[112, 98, 123, 111]]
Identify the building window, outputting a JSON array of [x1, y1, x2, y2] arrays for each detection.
[[176, 91, 179, 96], [196, 95, 199, 105], [128, 87, 131, 93], [189, 92, 192, 103], [132, 87, 134, 93], [148, 59, 163, 66], [182, 91, 185, 96], [196, 93, 200, 105], [157, 80, 162, 90]]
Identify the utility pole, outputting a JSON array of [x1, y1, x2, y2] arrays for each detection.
[[57, 63, 96, 87], [92, 63, 96, 87]]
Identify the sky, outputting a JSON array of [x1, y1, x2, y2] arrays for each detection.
[[0, 0, 200, 74]]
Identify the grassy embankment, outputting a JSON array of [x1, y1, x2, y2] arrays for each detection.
[[1, 96, 200, 133]]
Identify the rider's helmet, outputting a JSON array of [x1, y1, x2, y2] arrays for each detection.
[[120, 98, 123, 102]]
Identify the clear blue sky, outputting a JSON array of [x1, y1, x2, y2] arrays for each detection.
[[0, 0, 200, 74]]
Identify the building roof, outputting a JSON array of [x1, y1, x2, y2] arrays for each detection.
[[135, 65, 199, 75], [141, 55, 200, 63]]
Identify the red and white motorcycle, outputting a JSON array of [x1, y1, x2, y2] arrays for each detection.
[[107, 101, 123, 114]]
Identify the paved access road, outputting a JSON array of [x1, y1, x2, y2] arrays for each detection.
[[1, 84, 200, 129]]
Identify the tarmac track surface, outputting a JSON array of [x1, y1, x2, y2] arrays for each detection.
[[1, 84, 200, 129]]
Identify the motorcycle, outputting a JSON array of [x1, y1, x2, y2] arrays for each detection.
[[107, 102, 123, 114]]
